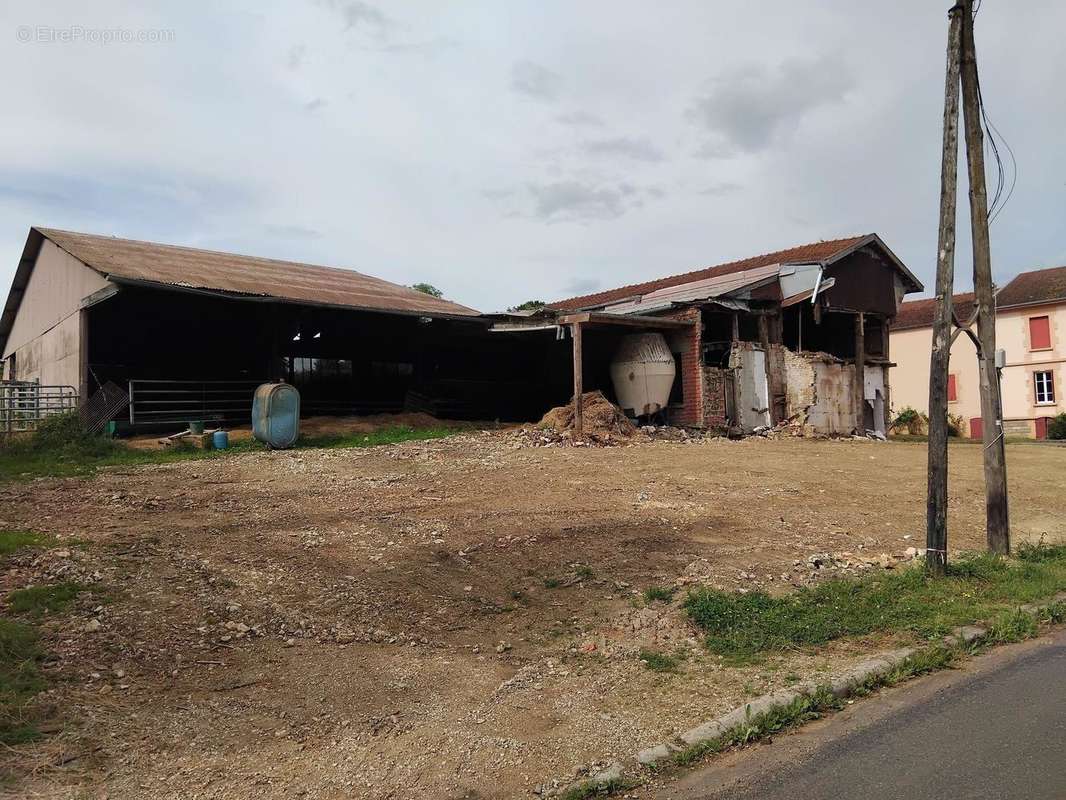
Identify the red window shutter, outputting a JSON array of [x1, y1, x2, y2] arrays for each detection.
[[1030, 316, 1051, 350], [947, 374, 957, 402]]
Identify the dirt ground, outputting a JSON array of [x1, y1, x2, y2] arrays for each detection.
[[124, 412, 468, 449], [2, 433, 1064, 799]]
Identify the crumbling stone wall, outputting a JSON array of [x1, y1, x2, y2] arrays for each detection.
[[703, 367, 728, 429]]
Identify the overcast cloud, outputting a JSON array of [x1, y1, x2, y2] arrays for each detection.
[[0, 1, 1063, 312]]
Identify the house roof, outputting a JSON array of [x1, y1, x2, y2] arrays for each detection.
[[546, 233, 920, 312], [996, 265, 1066, 310], [892, 292, 976, 331]]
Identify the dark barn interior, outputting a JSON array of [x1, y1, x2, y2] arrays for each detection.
[[85, 286, 578, 430]]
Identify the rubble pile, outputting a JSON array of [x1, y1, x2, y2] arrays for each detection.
[[513, 391, 641, 447]]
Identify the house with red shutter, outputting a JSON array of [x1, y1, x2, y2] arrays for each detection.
[[889, 266, 1066, 438]]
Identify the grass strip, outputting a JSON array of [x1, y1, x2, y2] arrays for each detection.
[[684, 544, 1066, 661], [0, 530, 55, 556], [6, 582, 85, 616], [0, 413, 463, 482], [0, 619, 47, 745]]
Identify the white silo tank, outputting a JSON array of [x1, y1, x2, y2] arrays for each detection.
[[609, 332, 677, 418]]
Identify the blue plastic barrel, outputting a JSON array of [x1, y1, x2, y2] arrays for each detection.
[[212, 430, 230, 450], [251, 383, 300, 449]]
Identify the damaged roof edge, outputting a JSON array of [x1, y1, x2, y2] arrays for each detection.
[[102, 276, 493, 323]]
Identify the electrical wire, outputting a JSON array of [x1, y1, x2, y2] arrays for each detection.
[[970, 2, 1018, 225]]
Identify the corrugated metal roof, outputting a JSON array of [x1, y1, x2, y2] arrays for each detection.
[[36, 227, 480, 318], [548, 236, 869, 311], [600, 264, 781, 314]]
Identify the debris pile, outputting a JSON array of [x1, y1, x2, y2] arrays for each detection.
[[513, 391, 641, 447]]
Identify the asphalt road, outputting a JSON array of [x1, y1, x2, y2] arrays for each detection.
[[658, 627, 1066, 800]]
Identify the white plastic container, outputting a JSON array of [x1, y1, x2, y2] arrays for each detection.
[[609, 333, 676, 418]]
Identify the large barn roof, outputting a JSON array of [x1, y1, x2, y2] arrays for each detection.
[[0, 227, 478, 353], [36, 228, 479, 317]]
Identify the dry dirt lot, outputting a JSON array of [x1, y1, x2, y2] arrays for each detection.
[[2, 434, 1064, 799]]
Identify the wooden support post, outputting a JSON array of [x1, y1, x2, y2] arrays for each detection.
[[78, 308, 89, 407], [881, 317, 892, 432], [572, 322, 584, 438], [854, 312, 865, 434], [731, 313, 739, 341], [960, 0, 1009, 554], [926, 2, 963, 576]]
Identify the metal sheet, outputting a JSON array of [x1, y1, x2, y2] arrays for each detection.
[[36, 227, 480, 319]]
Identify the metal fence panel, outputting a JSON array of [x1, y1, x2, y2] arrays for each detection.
[[0, 381, 79, 435]]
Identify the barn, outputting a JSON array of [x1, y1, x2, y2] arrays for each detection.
[[1, 227, 922, 437], [0, 228, 566, 430]]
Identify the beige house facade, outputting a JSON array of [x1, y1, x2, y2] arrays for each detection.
[[890, 266, 1066, 438]]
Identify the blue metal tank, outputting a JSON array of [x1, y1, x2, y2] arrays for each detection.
[[252, 383, 300, 449]]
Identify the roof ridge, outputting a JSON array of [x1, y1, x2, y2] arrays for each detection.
[[548, 234, 873, 310], [36, 226, 388, 285]]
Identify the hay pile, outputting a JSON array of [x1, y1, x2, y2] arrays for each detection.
[[514, 391, 639, 446]]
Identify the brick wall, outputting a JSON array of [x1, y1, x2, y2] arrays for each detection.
[[664, 307, 704, 427]]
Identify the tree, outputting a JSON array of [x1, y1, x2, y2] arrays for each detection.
[[411, 283, 443, 298], [507, 300, 546, 313]]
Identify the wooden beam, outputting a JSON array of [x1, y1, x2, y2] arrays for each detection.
[[854, 312, 865, 434], [572, 321, 584, 438], [557, 312, 694, 330]]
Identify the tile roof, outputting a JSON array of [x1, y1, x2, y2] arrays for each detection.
[[546, 235, 873, 312], [37, 227, 480, 318], [996, 265, 1066, 309], [892, 292, 976, 331]]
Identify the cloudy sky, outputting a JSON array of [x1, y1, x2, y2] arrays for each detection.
[[1, 1, 1063, 311]]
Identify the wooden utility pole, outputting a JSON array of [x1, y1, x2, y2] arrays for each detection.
[[959, 0, 1010, 554], [571, 322, 584, 437], [926, 2, 963, 576]]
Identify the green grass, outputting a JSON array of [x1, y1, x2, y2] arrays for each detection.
[[0, 530, 55, 556], [684, 547, 1066, 661], [638, 648, 683, 673], [0, 619, 47, 745], [6, 582, 85, 616], [0, 413, 462, 482], [543, 577, 562, 589], [573, 564, 594, 580], [643, 585, 676, 604], [560, 777, 640, 800]]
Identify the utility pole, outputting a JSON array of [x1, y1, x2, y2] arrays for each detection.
[[959, 0, 1010, 554], [926, 2, 963, 576]]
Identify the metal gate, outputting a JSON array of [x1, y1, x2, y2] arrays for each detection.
[[127, 379, 264, 427], [0, 381, 79, 435]]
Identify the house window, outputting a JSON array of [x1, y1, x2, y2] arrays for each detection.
[[1029, 316, 1052, 350], [1035, 371, 1055, 405], [947, 374, 958, 403]]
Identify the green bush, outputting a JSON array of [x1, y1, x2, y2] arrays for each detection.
[[2, 412, 118, 460], [891, 407, 926, 435], [1048, 413, 1066, 440]]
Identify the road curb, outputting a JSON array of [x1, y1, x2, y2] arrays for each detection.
[[559, 590, 1066, 796]]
